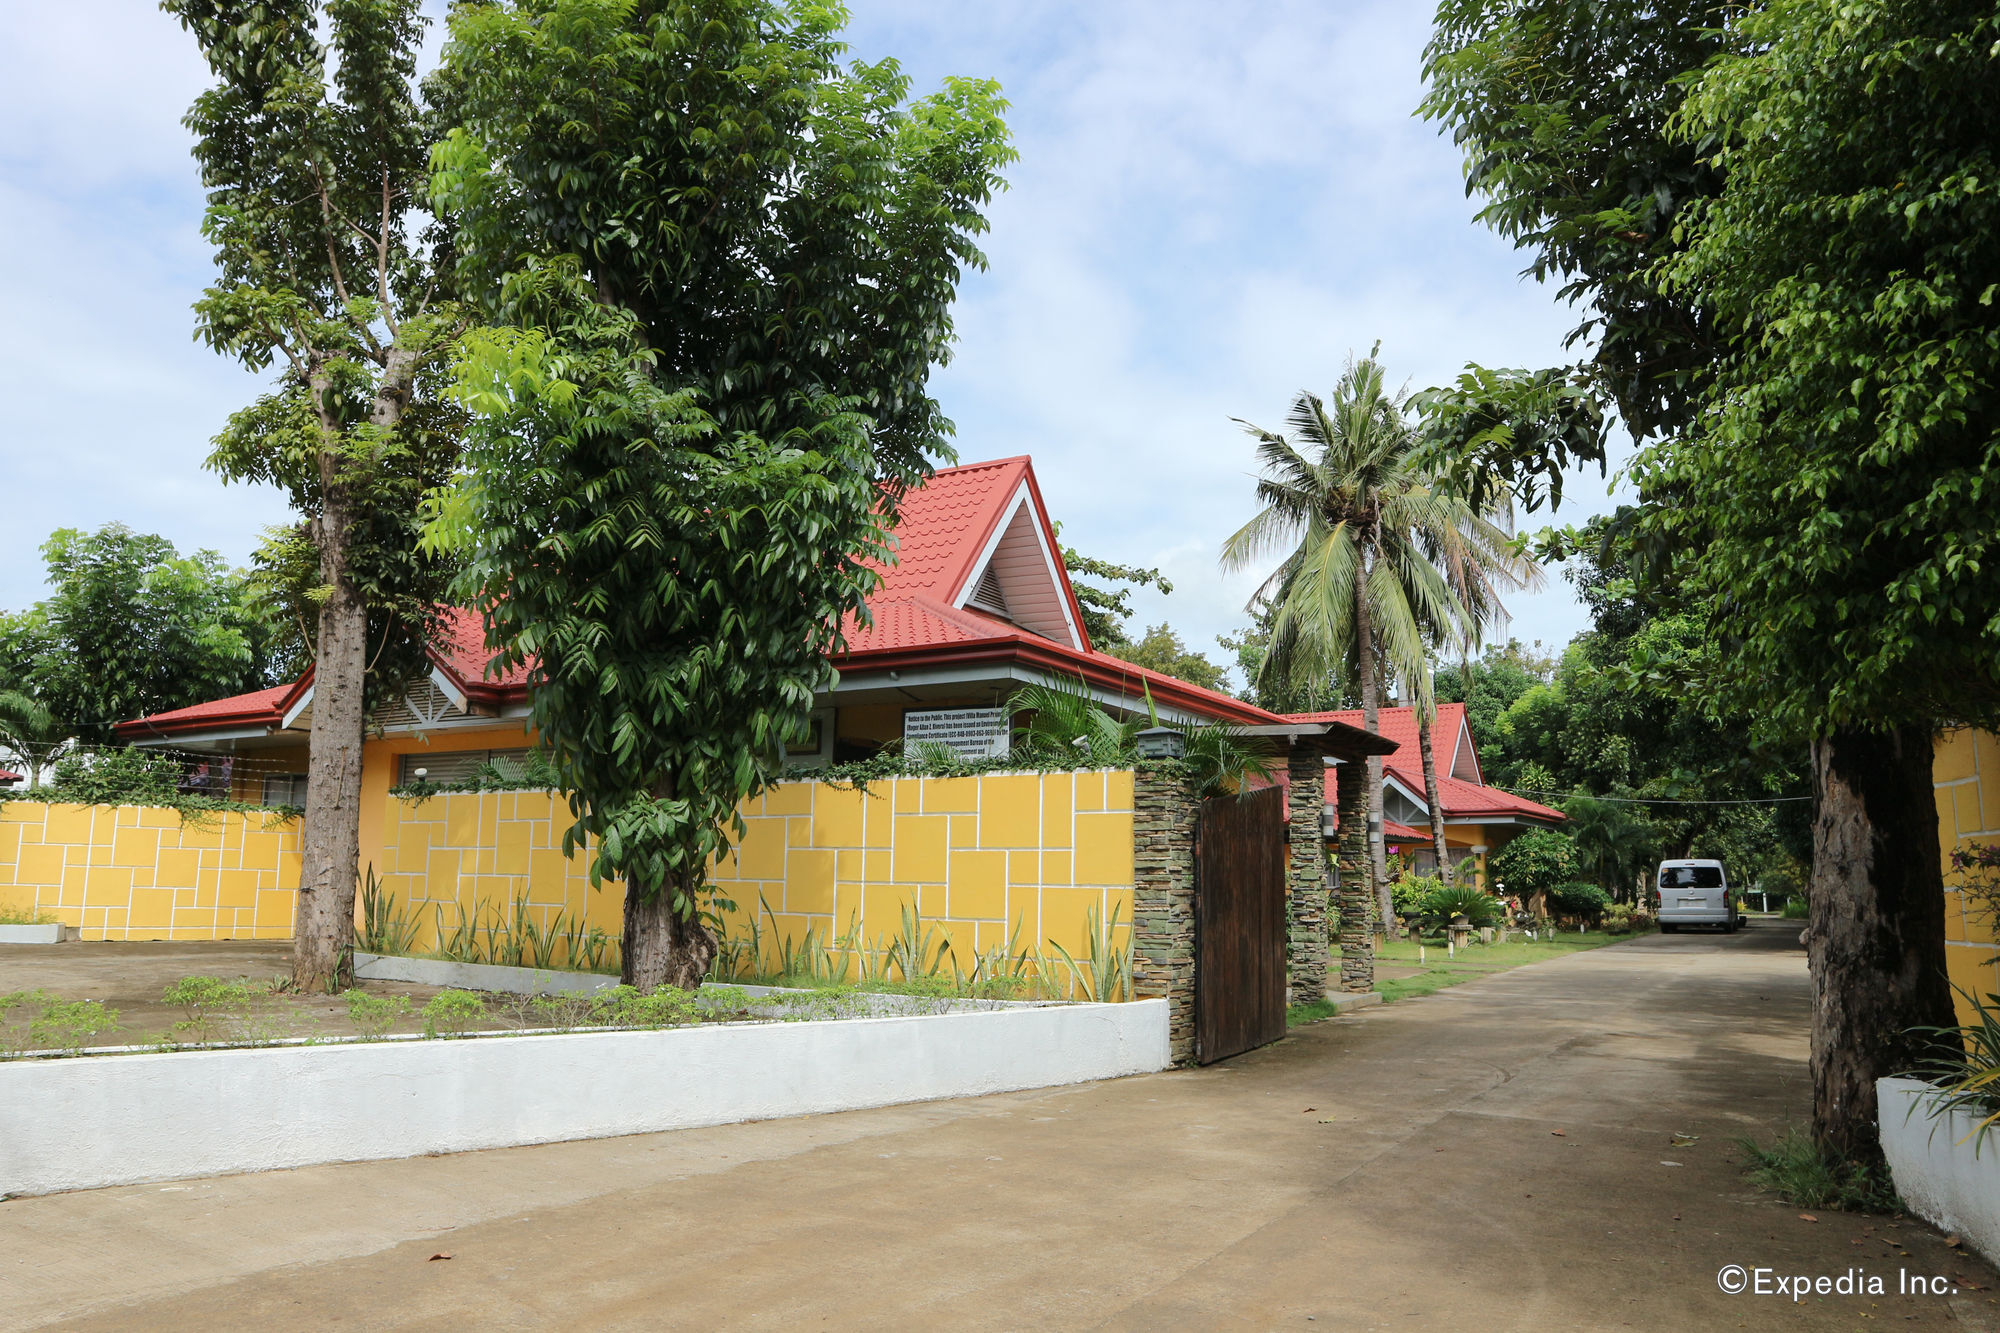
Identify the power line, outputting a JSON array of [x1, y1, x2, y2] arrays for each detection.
[[1497, 786, 1812, 807]]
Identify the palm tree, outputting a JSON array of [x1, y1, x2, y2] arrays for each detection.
[[1221, 352, 1538, 923], [0, 690, 69, 787]]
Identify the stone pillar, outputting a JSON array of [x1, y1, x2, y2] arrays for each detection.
[[1132, 760, 1197, 1065], [1334, 757, 1374, 992], [1285, 743, 1328, 1004]]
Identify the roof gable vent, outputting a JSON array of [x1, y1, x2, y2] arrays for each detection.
[[967, 563, 1011, 618]]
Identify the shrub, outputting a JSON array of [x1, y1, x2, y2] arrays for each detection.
[[1909, 989, 2000, 1153], [345, 991, 412, 1038], [25, 997, 121, 1053], [421, 988, 486, 1038], [1392, 874, 1445, 920], [1781, 897, 1809, 919], [162, 975, 262, 1043], [1488, 829, 1576, 901], [1548, 881, 1612, 923], [1418, 883, 1504, 929]]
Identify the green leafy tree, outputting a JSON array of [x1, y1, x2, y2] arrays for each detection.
[[430, 0, 1013, 989], [1416, 0, 1728, 507], [165, 0, 466, 990], [0, 691, 67, 787], [1217, 597, 1352, 715], [1058, 540, 1172, 651], [1107, 624, 1231, 695], [1488, 828, 1575, 905], [0, 525, 279, 746], [1644, 0, 2000, 1161], [1222, 353, 1537, 915]]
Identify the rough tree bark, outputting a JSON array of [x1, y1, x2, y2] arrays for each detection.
[[292, 467, 369, 991], [290, 355, 416, 992], [622, 871, 718, 991], [1806, 722, 1955, 1167], [1418, 715, 1453, 887]]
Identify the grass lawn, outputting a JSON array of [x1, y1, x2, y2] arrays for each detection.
[[1287, 928, 1648, 1026]]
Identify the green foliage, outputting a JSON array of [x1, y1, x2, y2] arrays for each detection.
[[1216, 597, 1352, 715], [162, 975, 262, 1044], [1044, 903, 1132, 1003], [421, 988, 486, 1039], [1648, 0, 2000, 735], [1058, 539, 1172, 651], [1908, 990, 2000, 1154], [358, 868, 421, 956], [1419, 0, 1726, 466], [46, 748, 183, 806], [1104, 623, 1232, 695], [1547, 881, 1612, 923], [26, 998, 121, 1054], [0, 525, 283, 744], [1392, 873, 1442, 920], [0, 905, 57, 926], [1740, 1128, 1901, 1213], [0, 690, 69, 788], [428, 0, 1013, 957], [344, 991, 412, 1039], [1417, 882, 1504, 929], [1781, 897, 1810, 920], [1010, 676, 1143, 768], [1487, 829, 1575, 900], [586, 984, 708, 1031]]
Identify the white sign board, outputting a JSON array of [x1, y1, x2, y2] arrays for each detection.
[[903, 707, 1011, 760]]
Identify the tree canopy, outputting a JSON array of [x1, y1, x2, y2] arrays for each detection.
[[0, 525, 282, 746], [431, 0, 1013, 988]]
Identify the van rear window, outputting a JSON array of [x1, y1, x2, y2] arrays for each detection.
[[1661, 866, 1723, 888]]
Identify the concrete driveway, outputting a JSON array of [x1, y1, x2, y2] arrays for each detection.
[[7, 922, 1996, 1331]]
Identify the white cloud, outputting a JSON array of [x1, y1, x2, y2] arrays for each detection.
[[0, 0, 1617, 680]]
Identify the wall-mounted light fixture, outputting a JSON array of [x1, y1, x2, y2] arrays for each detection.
[[1134, 727, 1186, 760]]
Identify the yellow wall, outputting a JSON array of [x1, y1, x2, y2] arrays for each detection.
[[1935, 728, 2000, 1025], [374, 788, 625, 951], [710, 769, 1136, 975], [0, 803, 300, 940], [370, 768, 1136, 986]]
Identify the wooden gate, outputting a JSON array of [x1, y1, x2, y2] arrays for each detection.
[[1194, 784, 1287, 1065]]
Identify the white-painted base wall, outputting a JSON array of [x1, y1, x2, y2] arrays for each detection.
[[1877, 1076, 2000, 1267], [0, 1000, 1169, 1198], [0, 924, 75, 944]]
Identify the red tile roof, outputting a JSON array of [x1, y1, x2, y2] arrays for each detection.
[[1392, 764, 1564, 822], [0, 770, 19, 784], [117, 456, 1300, 737], [1296, 702, 1563, 824], [1383, 819, 1428, 843]]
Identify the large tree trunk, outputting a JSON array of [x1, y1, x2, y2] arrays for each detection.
[[1353, 556, 1392, 933], [291, 355, 416, 992], [292, 477, 369, 991], [622, 872, 717, 991], [1806, 723, 1955, 1168], [1418, 715, 1453, 886]]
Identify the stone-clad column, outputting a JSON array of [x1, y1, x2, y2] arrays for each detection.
[[1285, 743, 1328, 1004], [1131, 759, 1197, 1065], [1334, 757, 1374, 992]]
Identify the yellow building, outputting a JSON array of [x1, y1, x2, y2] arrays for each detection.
[[1935, 727, 2000, 1025]]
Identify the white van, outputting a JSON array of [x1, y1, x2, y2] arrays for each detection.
[[1655, 860, 1742, 933]]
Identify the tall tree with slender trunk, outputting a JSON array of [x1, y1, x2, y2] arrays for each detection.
[[1223, 353, 1536, 927], [431, 0, 1013, 989], [167, 0, 464, 990], [1422, 0, 1999, 1161]]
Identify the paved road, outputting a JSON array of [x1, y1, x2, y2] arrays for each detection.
[[7, 922, 1996, 1331]]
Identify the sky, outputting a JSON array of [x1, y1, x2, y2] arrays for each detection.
[[0, 0, 1634, 689]]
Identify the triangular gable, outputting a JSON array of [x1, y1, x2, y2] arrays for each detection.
[[947, 469, 1087, 652], [1447, 707, 1484, 785]]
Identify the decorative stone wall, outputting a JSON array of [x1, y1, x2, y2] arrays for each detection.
[[1334, 760, 1374, 992], [1131, 760, 1197, 1064], [1285, 745, 1328, 1003]]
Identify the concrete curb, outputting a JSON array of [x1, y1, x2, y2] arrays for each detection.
[[0, 924, 76, 944], [0, 999, 1170, 1198], [1877, 1076, 2000, 1267], [1321, 991, 1383, 1014]]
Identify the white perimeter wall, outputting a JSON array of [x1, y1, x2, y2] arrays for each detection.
[[1878, 1077, 2000, 1267], [0, 1000, 1168, 1198]]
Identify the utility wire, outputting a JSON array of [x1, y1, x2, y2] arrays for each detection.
[[1496, 786, 1812, 807]]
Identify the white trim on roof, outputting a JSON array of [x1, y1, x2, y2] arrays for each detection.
[[951, 482, 1082, 651], [280, 687, 313, 732]]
